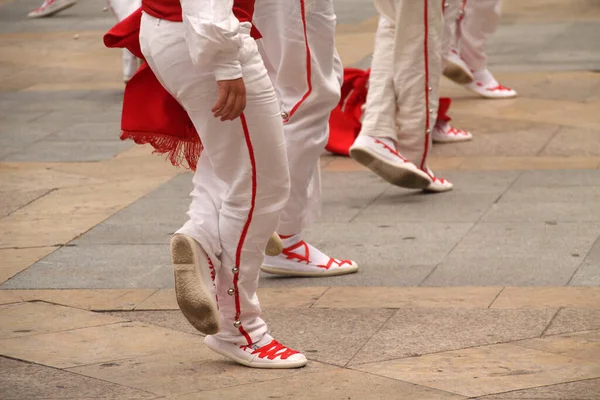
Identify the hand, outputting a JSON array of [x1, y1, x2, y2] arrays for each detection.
[[212, 78, 246, 121]]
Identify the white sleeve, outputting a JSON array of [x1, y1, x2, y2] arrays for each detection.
[[180, 0, 243, 81]]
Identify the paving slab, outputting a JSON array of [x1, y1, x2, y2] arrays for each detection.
[[0, 246, 57, 284], [541, 126, 600, 157], [72, 194, 189, 245], [3, 139, 132, 162], [479, 377, 600, 400], [44, 121, 122, 141], [424, 222, 600, 286], [545, 308, 600, 336], [0, 356, 156, 400], [0, 188, 51, 218], [68, 347, 335, 397], [0, 301, 123, 339], [313, 287, 501, 309], [319, 171, 390, 223], [570, 236, 600, 286], [353, 343, 600, 398], [0, 288, 157, 311], [107, 310, 201, 336], [516, 329, 600, 364], [430, 121, 558, 157], [260, 263, 435, 288], [0, 245, 173, 289], [0, 321, 202, 369], [513, 169, 600, 188], [348, 308, 555, 366], [260, 308, 396, 366], [491, 287, 600, 309], [170, 369, 466, 400]]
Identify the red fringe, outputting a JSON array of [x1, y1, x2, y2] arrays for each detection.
[[120, 130, 202, 171]]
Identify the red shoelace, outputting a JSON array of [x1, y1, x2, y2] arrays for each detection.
[[241, 340, 299, 360], [282, 241, 353, 270]]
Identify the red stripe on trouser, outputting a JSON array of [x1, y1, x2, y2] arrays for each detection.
[[233, 113, 257, 346], [421, 0, 430, 171], [283, 0, 312, 122]]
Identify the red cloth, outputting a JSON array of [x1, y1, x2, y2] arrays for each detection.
[[104, 1, 259, 170], [326, 68, 453, 157], [326, 68, 369, 156]]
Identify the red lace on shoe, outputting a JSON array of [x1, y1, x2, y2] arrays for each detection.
[[35, 0, 54, 11], [424, 169, 447, 184], [241, 340, 299, 360], [373, 138, 409, 162], [447, 126, 468, 137], [486, 84, 512, 92], [282, 241, 353, 270]]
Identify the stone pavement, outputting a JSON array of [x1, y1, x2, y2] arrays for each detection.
[[1, 0, 600, 398]]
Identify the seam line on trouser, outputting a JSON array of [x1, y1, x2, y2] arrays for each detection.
[[420, 0, 431, 171], [233, 113, 256, 346], [283, 0, 312, 123]]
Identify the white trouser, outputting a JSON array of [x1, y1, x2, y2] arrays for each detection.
[[360, 0, 443, 170], [442, 0, 463, 68], [253, 0, 341, 236], [139, 13, 290, 345], [106, 0, 141, 80], [457, 0, 502, 71]]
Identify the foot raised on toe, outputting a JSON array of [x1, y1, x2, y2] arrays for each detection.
[[423, 169, 454, 193], [205, 334, 308, 369], [27, 0, 76, 18], [171, 234, 220, 335], [350, 135, 432, 189]]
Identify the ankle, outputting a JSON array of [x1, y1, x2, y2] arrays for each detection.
[[278, 233, 302, 247]]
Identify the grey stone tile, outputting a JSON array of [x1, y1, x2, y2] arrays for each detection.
[[0, 121, 58, 159], [32, 110, 124, 125], [545, 309, 600, 336], [73, 174, 193, 246], [261, 308, 396, 366], [45, 122, 122, 141], [319, 172, 390, 223], [541, 126, 600, 157], [0, 245, 173, 289], [570, 237, 600, 286], [350, 170, 519, 224], [499, 185, 600, 204], [423, 223, 600, 286], [478, 378, 600, 400], [0, 356, 155, 400], [355, 191, 500, 223], [303, 221, 472, 264], [430, 126, 557, 157], [142, 173, 194, 199], [513, 170, 600, 188], [73, 197, 189, 245], [349, 308, 556, 366], [260, 264, 435, 288], [0, 189, 51, 218], [3, 140, 132, 162], [107, 311, 201, 337], [482, 201, 600, 223]]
